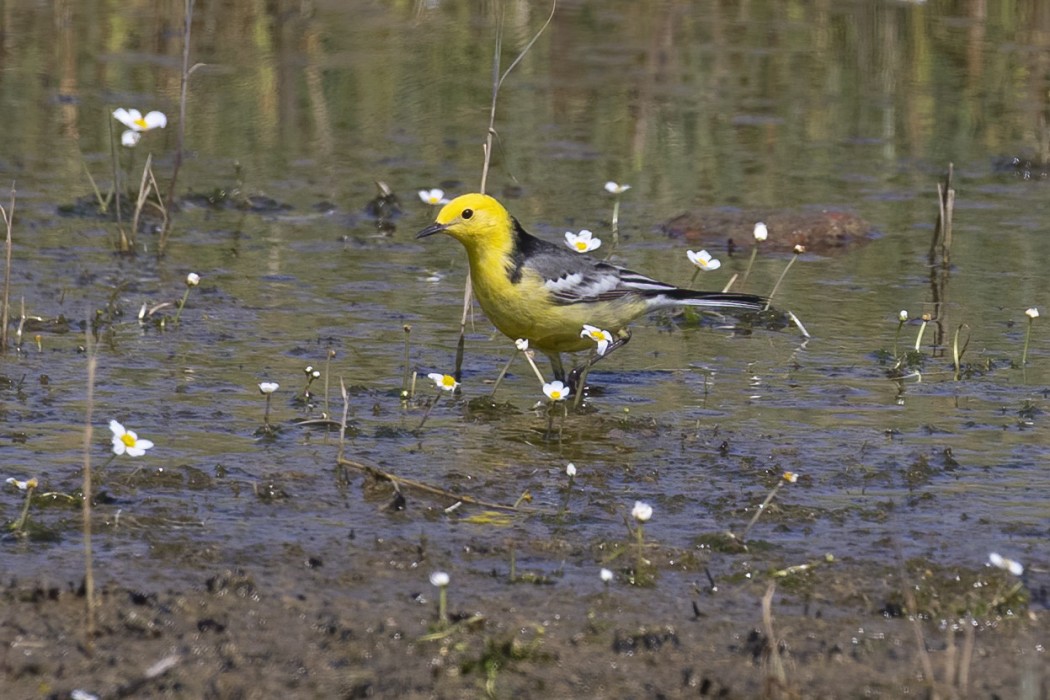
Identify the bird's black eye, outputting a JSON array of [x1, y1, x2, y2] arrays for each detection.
[[462, 208, 474, 220]]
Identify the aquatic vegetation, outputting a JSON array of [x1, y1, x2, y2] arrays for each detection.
[[765, 243, 805, 310], [564, 229, 601, 253], [604, 180, 630, 246], [1022, 306, 1038, 365], [112, 108, 168, 148], [988, 552, 1024, 576], [257, 382, 279, 435], [428, 373, 459, 392], [429, 570, 450, 627], [580, 324, 613, 356], [172, 271, 200, 326], [686, 249, 721, 288], [109, 420, 154, 457], [5, 476, 38, 534], [418, 188, 450, 205], [542, 380, 568, 402], [686, 249, 720, 272]]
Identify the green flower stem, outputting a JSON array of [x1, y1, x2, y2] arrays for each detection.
[[437, 585, 448, 626], [173, 287, 192, 326], [764, 251, 800, 310], [635, 522, 645, 577], [11, 485, 35, 533], [893, 319, 905, 357], [741, 244, 759, 286], [1023, 317, 1034, 365], [914, 319, 929, 352], [740, 481, 784, 542]]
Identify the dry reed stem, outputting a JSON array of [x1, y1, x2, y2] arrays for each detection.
[[0, 183, 14, 352], [456, 0, 555, 381], [81, 321, 98, 647], [336, 455, 544, 514], [761, 582, 789, 698], [160, 0, 202, 254]]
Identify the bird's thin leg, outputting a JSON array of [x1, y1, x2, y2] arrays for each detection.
[[568, 329, 632, 395], [547, 353, 567, 383]]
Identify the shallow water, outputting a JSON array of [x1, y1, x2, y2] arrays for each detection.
[[1, 0, 1047, 634]]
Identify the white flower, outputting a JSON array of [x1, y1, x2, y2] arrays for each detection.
[[515, 338, 529, 351], [430, 571, 450, 587], [543, 381, 569, 402], [418, 189, 450, 205], [580, 324, 613, 356], [113, 108, 168, 132], [428, 373, 459, 391], [899, 310, 909, 322], [186, 272, 200, 287], [564, 229, 602, 253], [109, 420, 154, 457], [782, 471, 798, 483], [6, 477, 38, 491], [989, 552, 1024, 576], [631, 500, 653, 522], [753, 222, 768, 242], [565, 463, 576, 477], [1026, 307, 1039, 319], [793, 244, 806, 254], [600, 568, 614, 583], [604, 181, 631, 194], [686, 249, 721, 272], [113, 108, 167, 148], [258, 382, 279, 394]]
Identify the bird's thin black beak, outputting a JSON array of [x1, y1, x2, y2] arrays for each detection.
[[416, 222, 448, 239]]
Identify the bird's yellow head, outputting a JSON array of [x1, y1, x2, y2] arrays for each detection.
[[416, 193, 513, 250]]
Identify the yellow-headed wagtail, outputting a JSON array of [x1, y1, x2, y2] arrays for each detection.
[[417, 193, 765, 389]]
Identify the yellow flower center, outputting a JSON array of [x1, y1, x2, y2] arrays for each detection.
[[440, 375, 455, 388], [550, 390, 563, 400], [589, 330, 602, 340], [134, 117, 149, 129], [121, 433, 137, 447], [574, 241, 588, 251]]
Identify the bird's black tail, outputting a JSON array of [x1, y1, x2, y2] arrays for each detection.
[[663, 288, 766, 311]]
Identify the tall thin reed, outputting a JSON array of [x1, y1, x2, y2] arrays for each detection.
[[160, 0, 202, 254], [454, 0, 556, 382], [81, 320, 98, 645], [0, 184, 14, 352]]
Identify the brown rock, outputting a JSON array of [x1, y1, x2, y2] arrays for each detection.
[[661, 208, 877, 254]]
